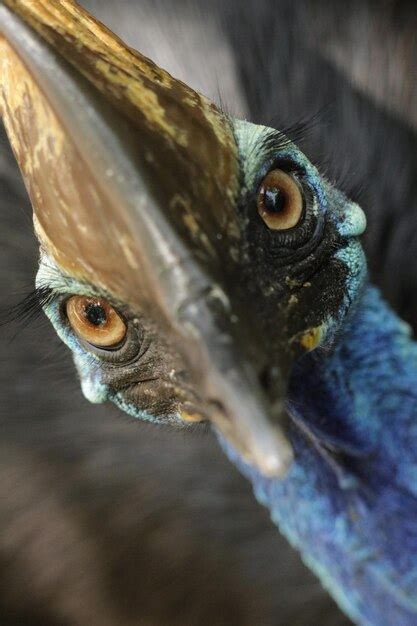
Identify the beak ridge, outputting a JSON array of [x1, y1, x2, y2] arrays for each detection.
[[0, 0, 294, 478]]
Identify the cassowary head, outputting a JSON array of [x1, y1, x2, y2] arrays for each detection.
[[0, 0, 366, 477]]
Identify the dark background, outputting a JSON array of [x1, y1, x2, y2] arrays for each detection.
[[1, 1, 416, 624]]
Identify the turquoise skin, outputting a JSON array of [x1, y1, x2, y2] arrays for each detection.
[[38, 120, 417, 625]]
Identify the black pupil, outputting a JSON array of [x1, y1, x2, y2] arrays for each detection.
[[264, 186, 286, 213], [85, 303, 107, 326]]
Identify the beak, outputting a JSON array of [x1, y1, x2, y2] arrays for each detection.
[[0, 0, 293, 477]]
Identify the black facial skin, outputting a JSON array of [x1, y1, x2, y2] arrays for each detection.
[[228, 156, 349, 383], [54, 147, 352, 426], [1, 3, 414, 625], [57, 294, 203, 424]]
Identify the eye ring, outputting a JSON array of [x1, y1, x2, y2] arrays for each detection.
[[257, 169, 304, 231], [65, 295, 127, 349]]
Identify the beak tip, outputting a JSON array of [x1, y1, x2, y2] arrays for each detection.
[[210, 387, 294, 480], [252, 432, 294, 478]]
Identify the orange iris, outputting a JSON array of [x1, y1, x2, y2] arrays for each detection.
[[257, 169, 304, 230], [66, 295, 127, 348]]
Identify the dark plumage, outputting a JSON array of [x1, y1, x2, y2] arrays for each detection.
[[0, 1, 416, 625]]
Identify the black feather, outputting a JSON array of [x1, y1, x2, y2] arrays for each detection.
[[0, 1, 416, 625]]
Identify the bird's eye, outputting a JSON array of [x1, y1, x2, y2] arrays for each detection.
[[65, 295, 127, 349], [257, 169, 304, 230]]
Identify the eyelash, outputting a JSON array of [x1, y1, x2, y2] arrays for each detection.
[[1, 286, 141, 364], [1, 286, 54, 328]]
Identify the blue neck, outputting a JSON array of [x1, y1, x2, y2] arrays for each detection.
[[221, 284, 417, 626]]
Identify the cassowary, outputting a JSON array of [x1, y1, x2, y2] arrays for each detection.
[[1, 1, 416, 625]]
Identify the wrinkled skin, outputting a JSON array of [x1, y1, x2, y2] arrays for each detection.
[[0, 1, 416, 625]]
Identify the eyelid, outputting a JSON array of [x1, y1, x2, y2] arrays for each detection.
[[264, 153, 306, 173], [270, 157, 305, 176]]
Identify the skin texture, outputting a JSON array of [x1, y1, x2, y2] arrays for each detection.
[[34, 119, 366, 424], [4, 2, 416, 623], [0, 0, 365, 476], [223, 285, 417, 625], [0, 1, 414, 623]]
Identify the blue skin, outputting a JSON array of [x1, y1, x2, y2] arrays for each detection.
[[38, 121, 417, 625], [221, 286, 417, 626]]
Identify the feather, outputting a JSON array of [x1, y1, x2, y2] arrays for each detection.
[[1, 1, 416, 624]]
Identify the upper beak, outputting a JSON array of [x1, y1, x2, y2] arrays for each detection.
[[0, 0, 293, 477]]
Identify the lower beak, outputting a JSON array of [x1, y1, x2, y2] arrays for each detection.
[[0, 1, 293, 477]]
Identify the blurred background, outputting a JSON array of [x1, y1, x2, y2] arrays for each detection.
[[0, 1, 416, 624]]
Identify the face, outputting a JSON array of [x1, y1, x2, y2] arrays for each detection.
[[37, 119, 367, 426], [0, 0, 366, 476]]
